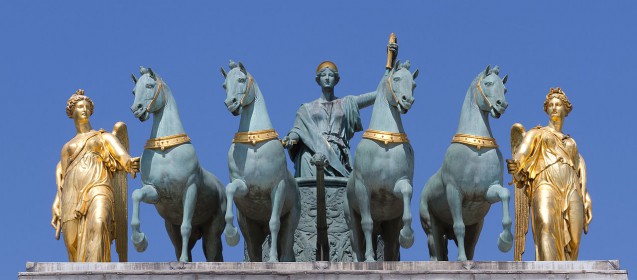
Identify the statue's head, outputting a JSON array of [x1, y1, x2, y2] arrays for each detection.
[[386, 60, 418, 114], [543, 87, 572, 121], [474, 65, 508, 119], [220, 60, 255, 116], [130, 66, 165, 122], [66, 89, 94, 119], [315, 61, 340, 88]]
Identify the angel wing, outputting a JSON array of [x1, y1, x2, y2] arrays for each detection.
[[112, 121, 129, 262], [510, 123, 528, 261]]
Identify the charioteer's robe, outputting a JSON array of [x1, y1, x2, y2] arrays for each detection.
[[288, 96, 362, 177]]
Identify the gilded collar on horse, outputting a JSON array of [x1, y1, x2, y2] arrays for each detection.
[[232, 129, 279, 145], [451, 133, 498, 150], [145, 133, 191, 151], [363, 129, 409, 145]]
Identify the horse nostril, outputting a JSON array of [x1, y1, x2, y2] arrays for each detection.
[[232, 98, 237, 104], [496, 100, 502, 105], [402, 96, 407, 101], [137, 104, 142, 109]]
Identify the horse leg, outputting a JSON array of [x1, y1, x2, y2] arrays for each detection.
[[445, 183, 467, 261], [353, 179, 375, 262], [464, 220, 484, 260], [344, 194, 364, 262], [486, 184, 513, 252], [420, 173, 439, 260], [164, 221, 182, 260], [267, 179, 287, 262], [394, 179, 414, 248], [202, 170, 226, 262], [178, 182, 198, 262], [238, 214, 266, 262], [131, 184, 159, 252], [278, 186, 300, 262], [224, 179, 248, 246], [202, 215, 225, 262], [381, 218, 402, 261]]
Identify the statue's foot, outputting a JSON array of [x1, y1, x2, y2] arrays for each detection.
[[224, 227, 240, 246], [399, 227, 415, 248], [179, 255, 190, 262], [131, 232, 148, 252], [497, 230, 513, 252], [457, 255, 468, 261], [364, 251, 375, 262]]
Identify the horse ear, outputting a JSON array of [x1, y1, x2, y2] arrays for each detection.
[[220, 67, 227, 78], [492, 66, 500, 75], [238, 62, 247, 75], [131, 73, 138, 84], [483, 65, 491, 77], [148, 67, 156, 79], [412, 69, 419, 80], [502, 74, 508, 85]]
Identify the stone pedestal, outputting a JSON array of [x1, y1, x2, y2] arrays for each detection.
[[19, 261, 628, 279]]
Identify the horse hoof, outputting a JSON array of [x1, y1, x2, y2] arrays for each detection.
[[498, 231, 513, 252], [179, 256, 190, 262], [131, 232, 148, 252], [399, 228, 415, 248], [224, 227, 240, 246]]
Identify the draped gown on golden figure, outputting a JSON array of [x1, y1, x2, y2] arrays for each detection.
[[51, 89, 139, 262], [508, 87, 592, 261]]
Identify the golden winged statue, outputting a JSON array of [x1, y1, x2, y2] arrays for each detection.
[[507, 87, 592, 261], [51, 89, 139, 262]]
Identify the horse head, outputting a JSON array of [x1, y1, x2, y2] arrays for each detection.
[[386, 60, 419, 114], [130, 66, 167, 122], [220, 60, 255, 116], [473, 65, 508, 119]]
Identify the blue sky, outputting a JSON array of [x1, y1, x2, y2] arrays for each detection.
[[1, 1, 635, 278]]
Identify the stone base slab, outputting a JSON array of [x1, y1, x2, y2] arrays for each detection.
[[19, 260, 628, 279]]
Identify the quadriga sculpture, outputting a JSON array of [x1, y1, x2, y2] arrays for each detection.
[[345, 60, 419, 261], [129, 67, 226, 262], [220, 61, 300, 262], [419, 65, 512, 261]]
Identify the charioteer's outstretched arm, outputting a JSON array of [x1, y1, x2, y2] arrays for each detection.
[[354, 40, 398, 109]]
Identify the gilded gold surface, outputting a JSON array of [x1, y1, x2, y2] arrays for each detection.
[[451, 133, 498, 149], [144, 133, 191, 150], [508, 87, 592, 261], [362, 129, 409, 145], [51, 90, 139, 262], [232, 129, 279, 145]]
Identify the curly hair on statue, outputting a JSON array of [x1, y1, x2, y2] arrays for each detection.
[[66, 89, 94, 118], [543, 87, 573, 116]]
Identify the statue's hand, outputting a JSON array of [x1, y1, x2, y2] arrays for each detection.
[[311, 153, 329, 168], [584, 194, 592, 233], [51, 203, 61, 240], [281, 134, 298, 149], [506, 159, 517, 174], [388, 43, 398, 54], [50, 210, 60, 229], [129, 157, 141, 177]]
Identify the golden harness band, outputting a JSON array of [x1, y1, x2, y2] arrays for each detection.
[[363, 129, 409, 145], [145, 133, 191, 151], [233, 129, 279, 145], [451, 133, 498, 149]]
